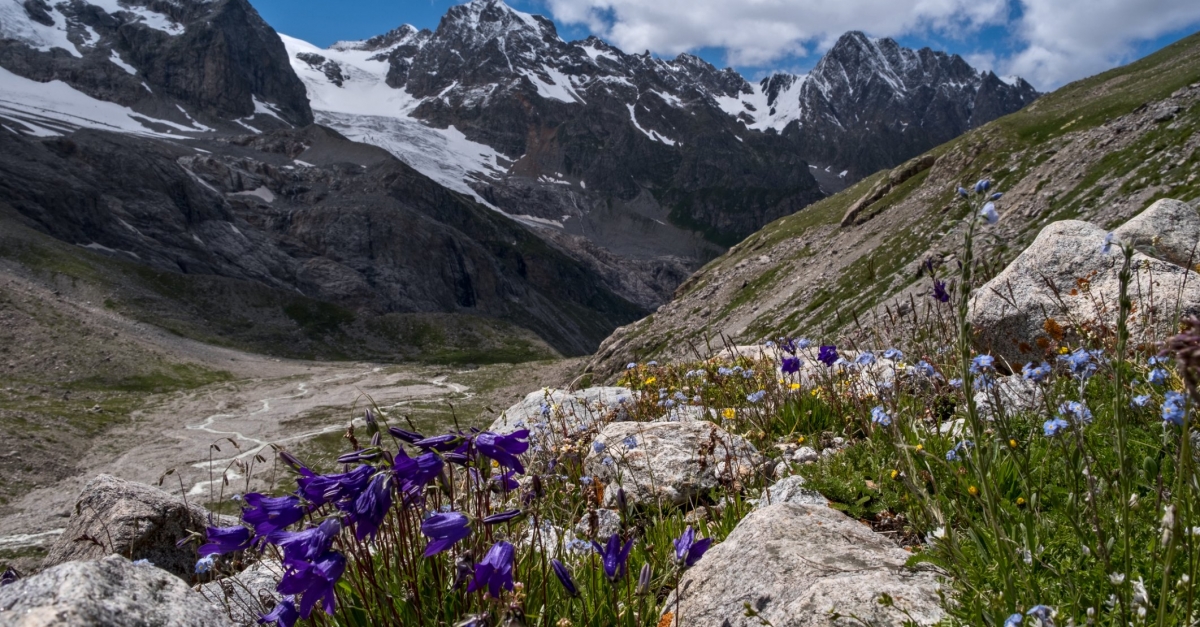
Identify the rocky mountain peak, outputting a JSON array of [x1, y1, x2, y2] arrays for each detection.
[[331, 24, 430, 53], [438, 0, 560, 48]]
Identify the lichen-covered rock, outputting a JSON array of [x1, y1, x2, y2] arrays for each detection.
[[970, 219, 1200, 368], [752, 475, 828, 509], [1112, 198, 1200, 268], [198, 560, 282, 627], [973, 374, 1044, 418], [583, 421, 760, 507], [41, 474, 221, 580], [666, 503, 943, 626], [573, 508, 622, 540], [0, 555, 231, 626], [487, 387, 635, 449]]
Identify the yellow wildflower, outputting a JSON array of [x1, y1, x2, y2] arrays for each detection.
[[645, 376, 657, 386], [915, 443, 924, 452], [968, 485, 979, 497], [789, 383, 801, 391], [890, 469, 899, 480], [722, 408, 736, 420], [1059, 346, 1070, 355], [797, 436, 805, 444], [1009, 438, 1018, 449], [1016, 497, 1027, 507]]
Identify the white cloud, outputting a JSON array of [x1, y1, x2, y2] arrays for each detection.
[[540, 0, 1008, 66], [1003, 0, 1200, 88], [534, 0, 1200, 89]]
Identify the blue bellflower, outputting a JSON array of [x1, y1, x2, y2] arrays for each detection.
[[1149, 368, 1170, 386], [1022, 362, 1052, 383], [467, 541, 516, 599], [981, 202, 999, 224], [1163, 391, 1188, 426], [1043, 417, 1070, 437], [855, 351, 876, 366], [870, 406, 892, 427], [818, 345, 838, 366], [781, 356, 801, 374], [882, 348, 903, 361], [1058, 348, 1101, 380]]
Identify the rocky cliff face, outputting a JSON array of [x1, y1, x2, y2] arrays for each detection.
[[0, 0, 312, 130], [0, 123, 644, 356]]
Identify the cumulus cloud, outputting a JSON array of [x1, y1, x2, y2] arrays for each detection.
[[536, 0, 1200, 89], [1004, 0, 1200, 88]]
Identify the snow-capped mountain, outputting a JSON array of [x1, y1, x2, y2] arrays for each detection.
[[0, 0, 1038, 322], [0, 0, 312, 134], [279, 1, 1036, 257], [729, 32, 1041, 179]]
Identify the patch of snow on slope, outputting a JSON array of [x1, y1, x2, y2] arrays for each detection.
[[281, 32, 511, 210], [85, 0, 183, 35], [579, 43, 615, 64], [0, 66, 193, 137], [520, 66, 585, 103], [626, 103, 677, 146], [0, 0, 80, 57], [109, 50, 137, 75], [652, 90, 683, 108], [715, 75, 807, 132]]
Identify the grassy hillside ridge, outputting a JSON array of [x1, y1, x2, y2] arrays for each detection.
[[589, 31, 1200, 379]]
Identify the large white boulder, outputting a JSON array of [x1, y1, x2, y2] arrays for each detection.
[[583, 420, 760, 508], [1113, 198, 1200, 268], [970, 219, 1200, 368], [487, 387, 635, 449], [666, 503, 943, 626], [42, 474, 226, 580], [0, 555, 231, 626]]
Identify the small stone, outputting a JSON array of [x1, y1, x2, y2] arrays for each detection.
[[792, 447, 819, 464]]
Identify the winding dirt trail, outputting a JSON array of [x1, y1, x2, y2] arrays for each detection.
[[0, 353, 475, 557]]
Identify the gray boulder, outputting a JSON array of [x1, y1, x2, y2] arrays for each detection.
[[970, 219, 1200, 368], [573, 508, 622, 540], [752, 475, 828, 509], [0, 555, 231, 626], [42, 474, 220, 580], [973, 374, 1044, 418], [198, 560, 282, 627], [583, 421, 760, 507], [666, 503, 943, 626], [487, 387, 635, 448], [1113, 198, 1200, 268]]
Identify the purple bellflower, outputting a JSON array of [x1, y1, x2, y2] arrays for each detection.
[[593, 534, 635, 582], [818, 345, 838, 367], [673, 526, 712, 568], [257, 597, 300, 627], [932, 279, 950, 303], [350, 474, 392, 541], [421, 511, 472, 557], [199, 525, 253, 556], [551, 559, 579, 596], [476, 430, 530, 473], [277, 551, 345, 618], [781, 355, 801, 374], [242, 494, 305, 536], [467, 541, 516, 599], [270, 518, 342, 565]]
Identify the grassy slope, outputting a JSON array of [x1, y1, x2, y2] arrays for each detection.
[[591, 31, 1200, 377]]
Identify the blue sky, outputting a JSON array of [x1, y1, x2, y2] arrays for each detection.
[[249, 0, 1200, 90]]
